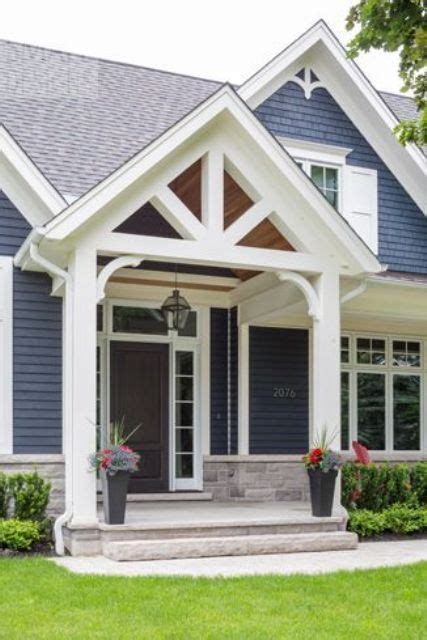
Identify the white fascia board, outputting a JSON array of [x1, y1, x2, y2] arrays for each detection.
[[238, 20, 426, 215], [0, 126, 66, 227], [42, 82, 380, 275], [278, 137, 352, 165]]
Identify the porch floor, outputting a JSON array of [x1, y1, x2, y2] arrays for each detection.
[[97, 500, 342, 530]]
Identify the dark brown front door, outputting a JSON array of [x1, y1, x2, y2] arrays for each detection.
[[110, 341, 169, 492]]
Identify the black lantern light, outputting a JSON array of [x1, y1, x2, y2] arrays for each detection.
[[161, 266, 191, 331]]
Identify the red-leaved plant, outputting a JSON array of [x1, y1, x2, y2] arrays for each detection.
[[89, 418, 140, 476]]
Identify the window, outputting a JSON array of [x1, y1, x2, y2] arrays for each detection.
[[341, 334, 424, 451], [310, 165, 339, 208], [113, 306, 167, 335], [0, 257, 13, 454], [175, 351, 195, 479]]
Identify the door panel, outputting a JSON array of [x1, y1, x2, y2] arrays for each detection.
[[110, 341, 169, 492]]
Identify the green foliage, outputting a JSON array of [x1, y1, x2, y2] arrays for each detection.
[[0, 472, 10, 519], [348, 509, 386, 537], [348, 505, 427, 537], [346, 0, 427, 146], [7, 471, 51, 521], [0, 519, 40, 551], [342, 462, 426, 511]]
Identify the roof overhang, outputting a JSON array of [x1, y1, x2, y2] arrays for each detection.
[[239, 20, 426, 216], [0, 125, 66, 226]]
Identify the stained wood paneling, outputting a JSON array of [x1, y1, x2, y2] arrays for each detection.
[[223, 171, 254, 228], [169, 159, 202, 220], [238, 218, 294, 251]]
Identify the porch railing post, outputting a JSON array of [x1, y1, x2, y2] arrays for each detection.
[[66, 245, 98, 525], [312, 269, 342, 511]]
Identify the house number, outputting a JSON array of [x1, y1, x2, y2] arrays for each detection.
[[273, 387, 296, 399]]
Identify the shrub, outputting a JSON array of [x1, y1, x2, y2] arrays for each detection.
[[0, 473, 9, 519], [348, 506, 427, 538], [8, 471, 51, 521], [347, 509, 385, 537], [0, 519, 40, 551], [411, 463, 427, 506], [342, 462, 426, 511]]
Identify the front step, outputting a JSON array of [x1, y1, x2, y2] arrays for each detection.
[[103, 531, 358, 562], [97, 492, 213, 503]]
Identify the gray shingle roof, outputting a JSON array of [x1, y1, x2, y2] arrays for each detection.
[[0, 39, 420, 199], [0, 40, 221, 198]]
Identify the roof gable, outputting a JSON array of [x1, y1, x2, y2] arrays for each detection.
[[39, 85, 380, 276], [238, 20, 426, 215]]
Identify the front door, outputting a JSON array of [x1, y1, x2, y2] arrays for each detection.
[[110, 341, 169, 492]]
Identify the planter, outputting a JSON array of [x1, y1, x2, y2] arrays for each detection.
[[101, 470, 130, 524], [308, 469, 338, 517]]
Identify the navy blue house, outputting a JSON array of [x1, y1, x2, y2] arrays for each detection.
[[0, 21, 425, 555]]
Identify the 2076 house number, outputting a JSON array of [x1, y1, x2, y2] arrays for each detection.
[[273, 386, 296, 399]]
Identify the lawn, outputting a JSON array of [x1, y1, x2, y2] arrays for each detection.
[[0, 558, 425, 639]]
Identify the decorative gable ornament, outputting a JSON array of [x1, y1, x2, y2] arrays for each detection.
[[290, 67, 326, 100]]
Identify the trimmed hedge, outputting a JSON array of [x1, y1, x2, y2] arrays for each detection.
[[348, 505, 427, 538], [0, 519, 41, 551], [342, 462, 427, 512]]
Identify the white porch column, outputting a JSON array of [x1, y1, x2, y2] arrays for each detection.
[[66, 246, 98, 525], [312, 269, 342, 511]]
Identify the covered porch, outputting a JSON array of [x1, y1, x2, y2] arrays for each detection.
[[16, 86, 379, 555]]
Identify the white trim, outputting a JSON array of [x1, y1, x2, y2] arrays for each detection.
[[0, 125, 65, 226], [278, 137, 352, 166], [237, 323, 249, 455], [96, 255, 144, 302], [0, 257, 13, 454], [238, 21, 426, 216]]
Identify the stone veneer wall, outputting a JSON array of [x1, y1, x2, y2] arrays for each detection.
[[203, 456, 310, 502], [0, 455, 65, 516]]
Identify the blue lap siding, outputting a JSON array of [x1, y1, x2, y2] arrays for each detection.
[[249, 327, 309, 454], [256, 82, 427, 274], [0, 191, 62, 453]]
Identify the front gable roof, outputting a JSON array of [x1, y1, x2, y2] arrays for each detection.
[[39, 84, 380, 276], [238, 20, 426, 215]]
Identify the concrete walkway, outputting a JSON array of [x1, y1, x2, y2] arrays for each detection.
[[52, 539, 427, 578]]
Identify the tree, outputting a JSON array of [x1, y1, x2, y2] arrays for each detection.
[[346, 0, 426, 147]]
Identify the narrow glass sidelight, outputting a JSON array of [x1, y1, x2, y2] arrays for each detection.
[[393, 375, 420, 450], [175, 350, 195, 479]]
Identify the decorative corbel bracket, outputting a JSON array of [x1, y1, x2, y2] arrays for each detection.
[[97, 255, 144, 302]]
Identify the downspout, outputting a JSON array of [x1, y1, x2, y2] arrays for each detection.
[[28, 243, 73, 556]]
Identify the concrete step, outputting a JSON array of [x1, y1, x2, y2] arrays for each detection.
[[99, 516, 345, 542], [97, 492, 213, 503], [103, 531, 358, 562]]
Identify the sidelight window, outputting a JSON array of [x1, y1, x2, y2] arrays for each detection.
[[174, 351, 196, 479]]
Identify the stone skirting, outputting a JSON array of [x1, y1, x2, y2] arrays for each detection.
[[0, 454, 65, 516], [203, 456, 310, 502]]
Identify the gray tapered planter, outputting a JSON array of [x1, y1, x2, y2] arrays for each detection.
[[101, 470, 130, 524], [308, 469, 337, 517]]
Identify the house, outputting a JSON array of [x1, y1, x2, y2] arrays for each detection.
[[0, 21, 426, 557]]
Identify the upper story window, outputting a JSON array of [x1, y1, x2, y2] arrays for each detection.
[[279, 137, 378, 254]]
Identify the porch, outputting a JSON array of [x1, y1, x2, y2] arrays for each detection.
[[64, 499, 356, 559]]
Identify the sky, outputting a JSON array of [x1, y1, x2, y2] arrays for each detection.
[[2, 0, 404, 94]]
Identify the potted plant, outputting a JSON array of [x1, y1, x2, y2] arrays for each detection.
[[302, 428, 343, 517], [89, 419, 140, 525]]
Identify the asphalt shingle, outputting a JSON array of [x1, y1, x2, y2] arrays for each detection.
[[0, 39, 420, 199]]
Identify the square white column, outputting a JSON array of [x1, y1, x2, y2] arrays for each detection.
[[312, 269, 342, 511], [65, 246, 98, 526]]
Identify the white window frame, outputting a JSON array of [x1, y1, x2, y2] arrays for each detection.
[[0, 257, 13, 454], [97, 297, 206, 491], [341, 331, 426, 453]]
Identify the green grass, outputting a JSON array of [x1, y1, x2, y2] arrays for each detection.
[[0, 558, 426, 639]]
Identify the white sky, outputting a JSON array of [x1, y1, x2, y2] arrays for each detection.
[[2, 0, 404, 94]]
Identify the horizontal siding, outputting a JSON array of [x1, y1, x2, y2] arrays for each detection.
[[0, 191, 62, 453], [249, 327, 308, 454], [210, 308, 228, 454], [256, 82, 427, 274], [13, 268, 63, 453]]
